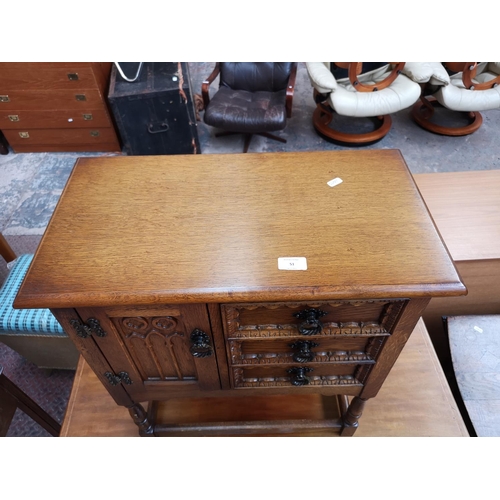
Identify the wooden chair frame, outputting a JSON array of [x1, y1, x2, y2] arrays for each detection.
[[0, 233, 17, 263], [411, 62, 498, 136], [1, 234, 61, 431], [312, 63, 404, 146], [445, 62, 500, 91], [0, 364, 61, 436], [335, 62, 405, 92]]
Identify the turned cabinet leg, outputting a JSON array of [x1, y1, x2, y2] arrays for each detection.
[[128, 403, 155, 436], [341, 396, 367, 436]]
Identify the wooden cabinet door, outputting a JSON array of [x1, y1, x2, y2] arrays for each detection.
[[75, 304, 221, 401]]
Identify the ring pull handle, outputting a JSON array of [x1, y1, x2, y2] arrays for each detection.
[[148, 122, 169, 134], [290, 340, 319, 363], [287, 367, 313, 386], [293, 308, 328, 335], [190, 329, 214, 358]]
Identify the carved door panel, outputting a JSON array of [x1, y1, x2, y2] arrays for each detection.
[[76, 304, 221, 400]]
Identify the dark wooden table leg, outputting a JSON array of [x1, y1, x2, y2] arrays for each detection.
[[341, 396, 367, 436], [128, 402, 155, 436]]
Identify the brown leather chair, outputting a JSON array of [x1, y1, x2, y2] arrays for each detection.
[[202, 62, 298, 152]]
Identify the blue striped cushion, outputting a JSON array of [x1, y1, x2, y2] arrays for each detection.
[[0, 254, 66, 337]]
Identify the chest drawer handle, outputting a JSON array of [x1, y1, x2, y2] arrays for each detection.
[[287, 367, 313, 386], [148, 122, 169, 134], [190, 329, 214, 358], [293, 308, 328, 335], [290, 340, 319, 363]]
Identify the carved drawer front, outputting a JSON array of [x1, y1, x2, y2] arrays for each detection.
[[232, 364, 364, 389], [221, 300, 407, 340], [229, 336, 379, 366]]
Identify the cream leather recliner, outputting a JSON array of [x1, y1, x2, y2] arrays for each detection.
[[306, 62, 422, 145], [404, 62, 500, 135]]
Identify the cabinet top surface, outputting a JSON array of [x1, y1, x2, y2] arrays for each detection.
[[15, 149, 465, 308]]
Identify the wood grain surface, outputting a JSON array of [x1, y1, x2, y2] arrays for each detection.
[[60, 319, 469, 437], [414, 170, 500, 262], [15, 150, 465, 309], [414, 171, 500, 379], [448, 315, 500, 437]]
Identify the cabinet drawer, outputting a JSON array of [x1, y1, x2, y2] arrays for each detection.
[[0, 89, 106, 110], [232, 364, 363, 389], [228, 336, 380, 366], [222, 300, 407, 340], [4, 127, 120, 153], [0, 108, 113, 129], [0, 64, 102, 91]]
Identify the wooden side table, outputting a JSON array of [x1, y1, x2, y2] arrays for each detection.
[[61, 319, 469, 437], [14, 149, 466, 436]]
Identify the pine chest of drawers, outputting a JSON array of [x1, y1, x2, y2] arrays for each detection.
[[14, 150, 466, 436], [0, 62, 121, 153]]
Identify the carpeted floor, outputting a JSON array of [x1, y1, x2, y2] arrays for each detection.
[[1, 342, 74, 437]]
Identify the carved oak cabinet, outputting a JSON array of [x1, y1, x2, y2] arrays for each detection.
[[14, 150, 466, 436]]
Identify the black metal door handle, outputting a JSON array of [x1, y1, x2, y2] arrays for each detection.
[[190, 329, 214, 358]]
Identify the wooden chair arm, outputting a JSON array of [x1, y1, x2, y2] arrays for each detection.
[[460, 62, 500, 90], [332, 62, 405, 92], [444, 62, 500, 90], [201, 63, 221, 108], [0, 233, 16, 263], [285, 62, 298, 118], [347, 62, 405, 92]]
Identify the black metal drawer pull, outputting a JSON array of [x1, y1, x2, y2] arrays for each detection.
[[288, 366, 313, 386], [293, 308, 327, 335], [290, 340, 319, 363], [190, 329, 213, 358]]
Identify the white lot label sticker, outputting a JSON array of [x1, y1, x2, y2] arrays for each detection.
[[278, 257, 307, 270], [327, 177, 343, 188]]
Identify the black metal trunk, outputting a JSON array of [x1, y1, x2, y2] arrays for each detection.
[[108, 62, 200, 155]]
